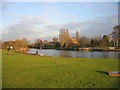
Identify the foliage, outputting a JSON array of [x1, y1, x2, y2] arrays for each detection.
[[59, 28, 73, 48], [44, 44, 53, 49], [111, 25, 120, 48], [53, 38, 60, 48], [79, 36, 91, 48], [34, 39, 43, 49], [2, 38, 29, 51]]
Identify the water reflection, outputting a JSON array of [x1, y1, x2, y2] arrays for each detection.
[[26, 49, 119, 59]]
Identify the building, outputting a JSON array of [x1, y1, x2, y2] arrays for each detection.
[[71, 39, 78, 44]]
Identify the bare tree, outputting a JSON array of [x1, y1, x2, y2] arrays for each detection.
[[80, 36, 91, 48], [35, 39, 43, 49], [59, 28, 72, 48], [111, 25, 120, 47]]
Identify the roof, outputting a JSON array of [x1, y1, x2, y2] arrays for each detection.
[[72, 40, 78, 44]]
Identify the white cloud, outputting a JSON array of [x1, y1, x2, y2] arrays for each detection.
[[2, 0, 119, 2], [43, 14, 118, 37], [2, 13, 118, 42], [2, 14, 51, 42]]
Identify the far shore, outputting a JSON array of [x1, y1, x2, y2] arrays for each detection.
[[79, 48, 120, 51], [29, 47, 120, 52]]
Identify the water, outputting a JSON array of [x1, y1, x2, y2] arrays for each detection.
[[26, 48, 120, 59]]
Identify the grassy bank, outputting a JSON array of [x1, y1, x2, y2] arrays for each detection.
[[2, 50, 119, 88]]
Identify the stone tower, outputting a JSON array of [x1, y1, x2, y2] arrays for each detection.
[[76, 30, 80, 42]]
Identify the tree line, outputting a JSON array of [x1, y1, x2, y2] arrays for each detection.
[[1, 38, 29, 51], [1, 25, 120, 51], [30, 25, 120, 50]]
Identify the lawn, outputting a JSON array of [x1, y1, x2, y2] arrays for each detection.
[[2, 50, 119, 88]]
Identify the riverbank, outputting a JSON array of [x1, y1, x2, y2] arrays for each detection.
[[79, 48, 120, 51], [2, 50, 118, 88], [30, 47, 120, 52], [17, 52, 53, 57]]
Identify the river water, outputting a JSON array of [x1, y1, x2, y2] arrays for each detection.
[[26, 48, 120, 59]]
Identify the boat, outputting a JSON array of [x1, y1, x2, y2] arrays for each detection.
[[107, 71, 120, 76]]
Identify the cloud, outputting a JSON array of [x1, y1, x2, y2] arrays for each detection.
[[2, 14, 52, 42], [43, 14, 118, 38], [2, 13, 117, 42], [0, 2, 9, 8], [3, 12, 30, 18], [2, 25, 54, 42], [92, 3, 118, 13], [59, 16, 76, 20], [44, 24, 61, 30], [68, 14, 118, 37], [18, 17, 48, 26], [2, 0, 120, 2]]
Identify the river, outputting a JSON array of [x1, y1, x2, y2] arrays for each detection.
[[26, 48, 120, 59]]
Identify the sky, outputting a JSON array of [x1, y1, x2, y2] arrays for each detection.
[[1, 1, 118, 42]]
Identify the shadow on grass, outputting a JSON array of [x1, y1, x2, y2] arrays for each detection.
[[96, 71, 108, 75]]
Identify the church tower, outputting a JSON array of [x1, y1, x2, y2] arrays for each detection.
[[76, 30, 80, 42]]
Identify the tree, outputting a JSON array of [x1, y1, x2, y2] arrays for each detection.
[[59, 28, 72, 48], [22, 38, 29, 47], [101, 35, 110, 47], [111, 25, 120, 48], [53, 37, 60, 48], [35, 39, 43, 49], [2, 38, 29, 51], [79, 36, 91, 48], [90, 39, 95, 47], [44, 44, 53, 49]]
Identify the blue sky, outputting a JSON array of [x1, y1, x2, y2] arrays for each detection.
[[1, 2, 118, 42]]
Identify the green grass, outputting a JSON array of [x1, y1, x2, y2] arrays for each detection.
[[2, 50, 119, 88]]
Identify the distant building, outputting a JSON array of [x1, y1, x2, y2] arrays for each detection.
[[71, 39, 78, 44], [71, 30, 80, 44], [76, 30, 80, 42]]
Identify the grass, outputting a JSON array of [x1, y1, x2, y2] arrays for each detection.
[[2, 50, 119, 88]]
